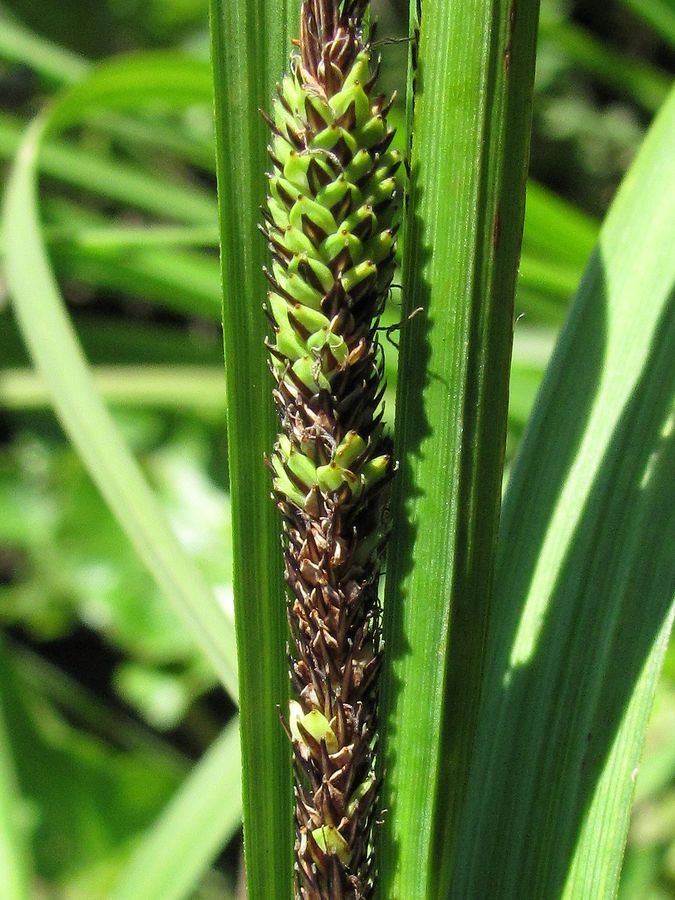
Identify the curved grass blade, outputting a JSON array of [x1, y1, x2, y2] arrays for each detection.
[[0, 113, 216, 224], [0, 10, 87, 84], [451, 87, 675, 900], [45, 53, 212, 129], [111, 720, 241, 900], [0, 20, 215, 168], [2, 63, 239, 699]]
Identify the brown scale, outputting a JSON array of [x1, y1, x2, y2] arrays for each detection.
[[266, 2, 398, 897]]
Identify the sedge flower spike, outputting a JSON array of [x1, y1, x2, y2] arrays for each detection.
[[262, 0, 399, 896]]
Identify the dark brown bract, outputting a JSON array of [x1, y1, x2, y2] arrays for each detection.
[[300, 0, 369, 97]]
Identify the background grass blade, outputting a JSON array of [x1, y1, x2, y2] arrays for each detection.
[[0, 366, 226, 415], [0, 114, 216, 224], [45, 53, 212, 128], [42, 223, 220, 250], [3, 81, 238, 698], [621, 0, 675, 46], [378, 0, 541, 896], [208, 2, 299, 897], [111, 719, 242, 900], [0, 9, 87, 84], [451, 87, 675, 900], [0, 641, 32, 900], [523, 181, 598, 269], [538, 11, 670, 114]]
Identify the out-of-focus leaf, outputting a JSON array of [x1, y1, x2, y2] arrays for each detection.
[[0, 310, 224, 370], [11, 645, 190, 770], [3, 59, 239, 699], [0, 10, 87, 84], [539, 10, 671, 113], [523, 180, 598, 269], [1, 642, 183, 895], [0, 366, 226, 415], [111, 719, 241, 900], [0, 422, 231, 725], [45, 53, 211, 128], [0, 642, 33, 900], [621, 0, 675, 47], [0, 113, 216, 225]]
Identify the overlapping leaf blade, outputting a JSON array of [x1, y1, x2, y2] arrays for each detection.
[[451, 87, 675, 900]]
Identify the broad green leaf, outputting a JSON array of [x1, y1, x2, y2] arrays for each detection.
[[111, 719, 241, 900], [379, 0, 541, 896], [2, 64, 238, 699], [451, 87, 675, 899], [208, 2, 299, 896]]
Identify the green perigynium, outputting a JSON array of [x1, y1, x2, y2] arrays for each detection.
[[261, 1, 399, 896]]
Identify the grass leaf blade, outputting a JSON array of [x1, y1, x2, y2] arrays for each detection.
[[452, 87, 675, 900], [111, 720, 242, 900], [208, 2, 299, 897], [379, 0, 541, 895]]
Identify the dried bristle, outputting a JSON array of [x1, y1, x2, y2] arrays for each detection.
[[263, 1, 399, 897]]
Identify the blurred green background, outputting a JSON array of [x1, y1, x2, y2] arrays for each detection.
[[0, 0, 673, 896]]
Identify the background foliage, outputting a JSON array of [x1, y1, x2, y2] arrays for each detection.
[[0, 0, 673, 896]]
